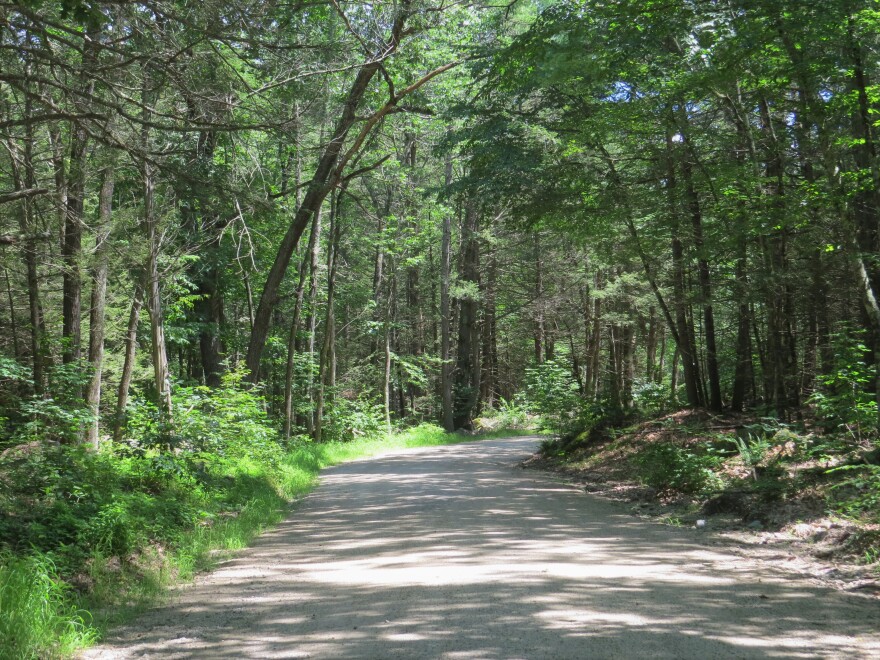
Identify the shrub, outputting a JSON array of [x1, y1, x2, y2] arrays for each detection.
[[633, 378, 670, 416], [636, 443, 724, 495], [319, 394, 386, 443], [522, 359, 580, 431], [809, 328, 878, 445], [827, 464, 880, 522], [476, 397, 531, 430]]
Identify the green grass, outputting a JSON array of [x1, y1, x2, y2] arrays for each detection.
[[1, 423, 528, 659], [0, 554, 96, 659]]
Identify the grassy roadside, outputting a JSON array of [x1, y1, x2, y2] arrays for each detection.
[[0, 424, 530, 659]]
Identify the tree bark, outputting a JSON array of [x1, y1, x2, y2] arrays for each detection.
[[141, 85, 173, 428], [61, 31, 99, 368], [533, 233, 545, 365], [731, 244, 754, 412], [480, 247, 498, 408], [666, 125, 702, 407], [588, 270, 603, 399], [313, 190, 342, 441], [6, 126, 47, 395], [246, 2, 413, 380], [3, 267, 20, 359], [113, 282, 143, 443], [283, 215, 318, 440], [758, 97, 798, 417], [680, 138, 722, 411], [85, 166, 113, 449], [846, 23, 880, 414], [452, 200, 480, 430], [440, 154, 455, 431]]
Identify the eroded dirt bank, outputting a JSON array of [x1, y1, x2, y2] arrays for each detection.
[[83, 437, 880, 659]]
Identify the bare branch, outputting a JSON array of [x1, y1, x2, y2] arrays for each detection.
[[0, 187, 49, 205]]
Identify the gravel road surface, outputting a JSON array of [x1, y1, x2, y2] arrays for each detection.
[[82, 436, 880, 659]]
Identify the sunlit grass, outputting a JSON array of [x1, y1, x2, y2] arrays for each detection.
[[0, 554, 96, 659], [2, 424, 527, 659]]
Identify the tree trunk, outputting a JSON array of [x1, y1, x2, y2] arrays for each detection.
[[731, 246, 754, 412], [6, 123, 47, 395], [622, 324, 635, 409], [246, 4, 412, 380], [61, 125, 87, 368], [3, 267, 20, 359], [533, 233, 545, 365], [670, 345, 680, 402], [187, 129, 226, 388], [302, 207, 324, 435], [61, 32, 99, 368], [666, 126, 703, 408], [440, 155, 455, 431], [283, 214, 319, 440], [480, 248, 498, 408], [383, 328, 393, 431], [141, 87, 173, 428], [645, 306, 657, 383], [681, 143, 722, 411], [113, 283, 143, 443], [589, 270, 603, 399], [846, 23, 880, 414], [85, 166, 114, 449], [145, 163, 172, 425], [313, 189, 342, 442], [452, 201, 480, 430], [758, 97, 798, 418]]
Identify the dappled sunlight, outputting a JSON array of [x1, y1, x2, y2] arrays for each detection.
[[84, 437, 880, 659]]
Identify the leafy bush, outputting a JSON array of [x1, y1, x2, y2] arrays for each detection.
[[828, 464, 880, 522], [522, 360, 580, 431], [0, 369, 286, 571], [636, 443, 724, 495], [633, 378, 670, 415], [732, 433, 770, 471], [319, 394, 386, 443], [476, 397, 531, 430], [125, 369, 282, 463], [1, 360, 94, 446], [809, 328, 878, 444]]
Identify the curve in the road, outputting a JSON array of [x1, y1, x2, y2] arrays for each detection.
[[83, 436, 880, 659]]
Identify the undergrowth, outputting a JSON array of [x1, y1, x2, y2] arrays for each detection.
[[0, 554, 95, 659], [0, 373, 517, 659]]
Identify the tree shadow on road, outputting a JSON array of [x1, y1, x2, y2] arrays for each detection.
[[85, 438, 880, 659]]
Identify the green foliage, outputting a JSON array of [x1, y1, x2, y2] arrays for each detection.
[[809, 330, 878, 444], [732, 433, 771, 472], [636, 443, 724, 495], [827, 464, 880, 522], [522, 359, 580, 431], [3, 361, 94, 445], [124, 368, 281, 461], [319, 394, 387, 443], [0, 553, 95, 659], [632, 379, 670, 416], [479, 397, 531, 430]]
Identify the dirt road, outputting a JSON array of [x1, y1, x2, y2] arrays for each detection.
[[83, 436, 880, 659]]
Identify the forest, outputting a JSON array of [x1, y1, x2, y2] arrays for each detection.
[[2, 0, 880, 656]]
